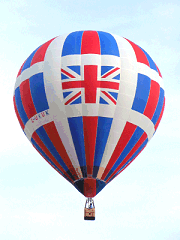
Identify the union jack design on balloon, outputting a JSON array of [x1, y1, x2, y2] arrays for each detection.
[[13, 31, 165, 200], [61, 65, 120, 105]]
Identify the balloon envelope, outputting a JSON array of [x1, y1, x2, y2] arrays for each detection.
[[13, 31, 165, 197]]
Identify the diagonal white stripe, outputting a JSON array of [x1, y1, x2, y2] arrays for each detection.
[[138, 62, 164, 89], [24, 109, 53, 140], [14, 62, 44, 92], [127, 110, 155, 140]]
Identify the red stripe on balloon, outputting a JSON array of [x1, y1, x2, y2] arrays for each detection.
[[102, 67, 120, 78], [62, 81, 82, 89], [84, 178, 96, 197], [61, 68, 76, 79], [101, 91, 116, 105], [65, 91, 81, 105], [84, 65, 98, 103], [101, 122, 137, 180], [31, 37, 56, 66], [32, 131, 73, 182], [62, 80, 119, 91], [83, 116, 98, 176], [43, 122, 79, 180], [106, 132, 147, 183], [125, 38, 149, 66], [13, 96, 25, 130], [81, 31, 100, 54], [143, 80, 160, 119], [19, 79, 37, 119]]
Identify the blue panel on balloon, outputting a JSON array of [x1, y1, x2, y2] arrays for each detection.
[[68, 117, 86, 168], [70, 96, 82, 104], [94, 117, 113, 167], [98, 31, 120, 56], [29, 73, 49, 113], [61, 73, 69, 80], [67, 66, 80, 75], [21, 46, 41, 73], [100, 97, 109, 104], [63, 91, 72, 98], [74, 179, 84, 195], [132, 73, 151, 114], [62, 31, 83, 56], [35, 126, 69, 172], [108, 91, 118, 100], [152, 88, 164, 125], [101, 66, 114, 76], [15, 87, 29, 125], [113, 74, 120, 80], [96, 180, 106, 195]]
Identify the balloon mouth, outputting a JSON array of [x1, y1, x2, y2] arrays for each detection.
[[74, 178, 106, 197]]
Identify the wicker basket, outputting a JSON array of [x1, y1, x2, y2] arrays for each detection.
[[84, 207, 95, 220]]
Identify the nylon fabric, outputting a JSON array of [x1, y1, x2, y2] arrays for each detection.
[[13, 31, 165, 197]]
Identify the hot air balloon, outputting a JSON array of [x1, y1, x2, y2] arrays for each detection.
[[13, 31, 165, 220]]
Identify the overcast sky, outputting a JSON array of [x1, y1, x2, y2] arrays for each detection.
[[1, 0, 180, 239]]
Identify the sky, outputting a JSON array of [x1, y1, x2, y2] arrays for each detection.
[[0, 0, 180, 239]]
